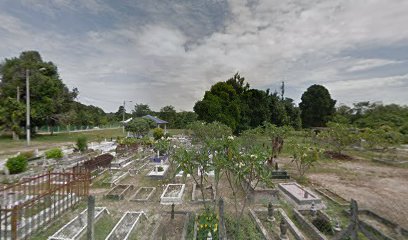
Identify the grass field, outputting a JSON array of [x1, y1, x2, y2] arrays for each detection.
[[0, 128, 187, 158]]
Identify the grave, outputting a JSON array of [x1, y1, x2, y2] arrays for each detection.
[[278, 182, 324, 210], [175, 170, 190, 178], [191, 184, 216, 203], [315, 188, 349, 206], [293, 208, 333, 240], [160, 184, 186, 205], [110, 154, 136, 170], [147, 164, 169, 178], [48, 207, 108, 240], [152, 211, 190, 240], [105, 184, 134, 200], [249, 208, 306, 240], [105, 211, 147, 240], [103, 171, 128, 186], [271, 170, 290, 179], [130, 187, 156, 202]]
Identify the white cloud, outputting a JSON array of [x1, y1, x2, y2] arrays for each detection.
[[1, 0, 408, 112], [346, 59, 402, 72]]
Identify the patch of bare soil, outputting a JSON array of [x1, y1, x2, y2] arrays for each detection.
[[324, 151, 354, 160], [157, 213, 187, 240], [308, 160, 408, 229]]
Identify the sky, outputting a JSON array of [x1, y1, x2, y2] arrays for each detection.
[[0, 0, 408, 112]]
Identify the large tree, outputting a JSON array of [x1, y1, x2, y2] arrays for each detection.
[[194, 80, 241, 131], [133, 103, 152, 117], [159, 105, 177, 128], [0, 51, 77, 137], [125, 118, 151, 137], [299, 84, 336, 128]]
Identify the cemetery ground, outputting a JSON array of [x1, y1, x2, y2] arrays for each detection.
[[2, 130, 408, 239], [0, 129, 185, 164]]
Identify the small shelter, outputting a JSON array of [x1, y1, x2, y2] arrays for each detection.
[[143, 115, 168, 133]]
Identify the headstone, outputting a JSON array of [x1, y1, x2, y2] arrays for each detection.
[[279, 219, 288, 240], [333, 219, 342, 232], [304, 190, 309, 199], [267, 202, 275, 222], [310, 201, 317, 217], [275, 162, 279, 171], [207, 231, 213, 240], [171, 203, 175, 220]]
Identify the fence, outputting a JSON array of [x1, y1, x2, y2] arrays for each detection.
[[0, 170, 90, 240], [36, 123, 121, 134]]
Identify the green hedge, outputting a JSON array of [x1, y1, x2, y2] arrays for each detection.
[[45, 148, 64, 159]]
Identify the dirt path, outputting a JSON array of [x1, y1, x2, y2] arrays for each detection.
[[307, 160, 408, 229]]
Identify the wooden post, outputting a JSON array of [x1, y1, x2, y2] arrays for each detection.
[[87, 195, 95, 240], [218, 197, 226, 240], [11, 206, 18, 240]]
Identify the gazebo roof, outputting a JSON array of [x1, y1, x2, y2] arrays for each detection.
[[143, 115, 168, 124]]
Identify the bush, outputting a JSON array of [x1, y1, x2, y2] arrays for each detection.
[[6, 155, 28, 174], [76, 136, 88, 152], [45, 148, 64, 159], [153, 128, 164, 140]]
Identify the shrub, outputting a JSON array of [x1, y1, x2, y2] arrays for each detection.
[[6, 155, 28, 174], [76, 136, 88, 152], [45, 148, 64, 159], [153, 128, 164, 140]]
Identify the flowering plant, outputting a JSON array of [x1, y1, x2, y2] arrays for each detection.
[[196, 211, 219, 240]]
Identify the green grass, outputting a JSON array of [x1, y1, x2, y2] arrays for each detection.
[[79, 214, 118, 240], [225, 214, 263, 240], [0, 128, 124, 154], [0, 128, 190, 156], [30, 201, 87, 240]]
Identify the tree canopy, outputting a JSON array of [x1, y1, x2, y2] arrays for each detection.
[[299, 84, 336, 128], [194, 73, 301, 132], [0, 51, 76, 136]]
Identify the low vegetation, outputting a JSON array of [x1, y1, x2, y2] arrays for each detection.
[[45, 148, 64, 159], [6, 154, 28, 174]]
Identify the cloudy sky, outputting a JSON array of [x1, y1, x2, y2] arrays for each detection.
[[1, 0, 407, 112]]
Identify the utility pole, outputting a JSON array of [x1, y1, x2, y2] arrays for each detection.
[[122, 100, 125, 134], [26, 69, 31, 146]]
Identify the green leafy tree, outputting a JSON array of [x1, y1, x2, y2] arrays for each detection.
[[173, 111, 197, 129], [0, 97, 25, 139], [194, 81, 241, 131], [159, 105, 177, 128], [125, 118, 151, 137], [187, 121, 232, 144], [291, 144, 321, 177], [318, 122, 359, 154], [299, 84, 336, 128], [261, 122, 293, 158], [0, 51, 77, 137], [132, 103, 152, 117]]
